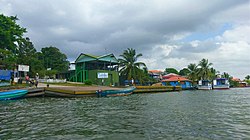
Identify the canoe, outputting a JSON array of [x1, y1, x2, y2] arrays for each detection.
[[0, 89, 28, 100], [96, 86, 136, 97]]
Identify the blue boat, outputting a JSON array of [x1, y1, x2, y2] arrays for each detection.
[[0, 89, 28, 100], [96, 86, 136, 97]]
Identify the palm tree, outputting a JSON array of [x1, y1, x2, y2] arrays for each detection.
[[197, 58, 213, 80], [187, 63, 198, 83], [221, 72, 230, 79], [210, 67, 219, 80], [118, 48, 146, 83], [245, 75, 250, 80]]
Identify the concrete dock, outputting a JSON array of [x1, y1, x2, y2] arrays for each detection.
[[25, 83, 181, 98]]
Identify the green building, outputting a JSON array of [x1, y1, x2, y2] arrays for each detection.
[[69, 53, 119, 86]]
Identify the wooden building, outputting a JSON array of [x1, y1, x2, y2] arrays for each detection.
[[68, 53, 119, 86]]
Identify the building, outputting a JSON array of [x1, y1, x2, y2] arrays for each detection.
[[232, 78, 247, 87], [148, 70, 163, 81], [68, 53, 119, 86], [161, 73, 193, 89]]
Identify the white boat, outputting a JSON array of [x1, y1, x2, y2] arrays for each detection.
[[197, 80, 212, 90], [213, 78, 230, 90]]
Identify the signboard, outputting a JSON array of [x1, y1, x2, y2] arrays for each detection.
[[0, 70, 12, 81], [97, 73, 108, 78], [18, 65, 29, 72]]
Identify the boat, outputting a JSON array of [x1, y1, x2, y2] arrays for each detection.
[[0, 89, 28, 100], [197, 80, 212, 90], [96, 86, 136, 97], [213, 78, 230, 90]]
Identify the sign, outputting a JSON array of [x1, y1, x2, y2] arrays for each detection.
[[18, 65, 29, 72], [97, 73, 108, 78]]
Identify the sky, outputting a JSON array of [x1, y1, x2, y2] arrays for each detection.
[[1, 0, 249, 79]]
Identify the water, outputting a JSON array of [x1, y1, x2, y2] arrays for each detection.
[[1, 88, 250, 139]]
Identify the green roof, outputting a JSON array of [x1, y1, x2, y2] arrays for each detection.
[[75, 53, 119, 63]]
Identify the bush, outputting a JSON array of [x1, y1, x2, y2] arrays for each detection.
[[84, 80, 92, 85]]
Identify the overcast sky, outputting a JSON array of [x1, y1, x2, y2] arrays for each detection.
[[1, 0, 249, 79]]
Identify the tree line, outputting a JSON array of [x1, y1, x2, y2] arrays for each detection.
[[165, 59, 250, 86], [0, 14, 69, 77]]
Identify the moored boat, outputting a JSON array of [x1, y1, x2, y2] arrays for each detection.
[[213, 78, 230, 90], [0, 89, 28, 100], [197, 80, 212, 90], [96, 86, 136, 97]]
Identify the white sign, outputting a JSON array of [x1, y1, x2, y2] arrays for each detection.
[[18, 65, 29, 72], [97, 73, 108, 78]]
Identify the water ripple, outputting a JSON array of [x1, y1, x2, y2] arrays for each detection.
[[1, 88, 250, 139]]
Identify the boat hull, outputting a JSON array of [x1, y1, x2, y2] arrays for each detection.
[[0, 89, 28, 100], [96, 87, 136, 97], [197, 86, 212, 90], [213, 85, 230, 90]]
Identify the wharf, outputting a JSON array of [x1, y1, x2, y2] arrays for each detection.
[[24, 84, 181, 98]]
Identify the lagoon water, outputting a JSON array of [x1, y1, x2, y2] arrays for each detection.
[[1, 88, 250, 139]]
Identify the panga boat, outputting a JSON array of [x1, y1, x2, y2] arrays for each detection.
[[0, 89, 28, 100], [96, 86, 136, 97]]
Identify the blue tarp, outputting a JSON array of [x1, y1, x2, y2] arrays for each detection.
[[0, 70, 12, 81]]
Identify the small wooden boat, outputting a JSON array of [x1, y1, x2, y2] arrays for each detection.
[[0, 89, 28, 100], [96, 86, 136, 97]]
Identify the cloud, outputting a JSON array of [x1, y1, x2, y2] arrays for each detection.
[[0, 0, 249, 79]]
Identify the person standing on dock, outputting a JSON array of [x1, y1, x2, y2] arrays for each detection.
[[35, 73, 39, 88], [131, 78, 134, 86], [25, 74, 30, 85]]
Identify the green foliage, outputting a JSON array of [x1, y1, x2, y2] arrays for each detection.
[[45, 70, 58, 78], [0, 14, 26, 69], [179, 68, 190, 76], [118, 48, 147, 84], [84, 80, 92, 85], [230, 80, 240, 87], [245, 75, 250, 80], [165, 68, 179, 74], [245, 80, 250, 85], [187, 63, 198, 83], [41, 46, 69, 72], [0, 14, 26, 53], [221, 72, 230, 79], [0, 49, 17, 69], [197, 58, 213, 80], [0, 14, 69, 79]]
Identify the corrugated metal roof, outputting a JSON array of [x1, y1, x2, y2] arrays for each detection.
[[75, 53, 119, 63]]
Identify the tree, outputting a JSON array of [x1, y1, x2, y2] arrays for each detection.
[[187, 63, 198, 83], [221, 72, 230, 79], [179, 68, 190, 76], [244, 75, 250, 85], [0, 14, 27, 69], [197, 58, 213, 80], [165, 68, 179, 74], [118, 48, 146, 83], [0, 14, 27, 53], [41, 46, 69, 72], [245, 75, 250, 80], [210, 67, 219, 80]]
